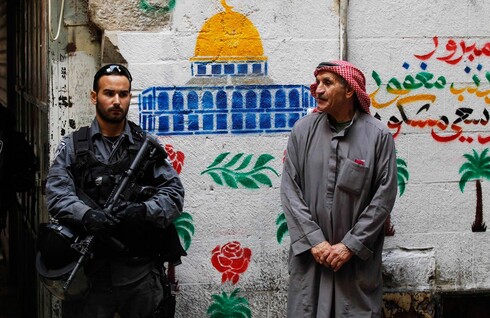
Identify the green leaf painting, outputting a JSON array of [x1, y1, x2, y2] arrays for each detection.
[[202, 152, 279, 189], [139, 0, 176, 14], [385, 152, 409, 237], [207, 288, 252, 318], [276, 212, 289, 244], [372, 70, 382, 87], [173, 212, 194, 251], [397, 156, 410, 197]]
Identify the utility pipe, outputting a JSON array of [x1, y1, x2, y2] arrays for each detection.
[[339, 0, 349, 61], [48, 0, 65, 41]]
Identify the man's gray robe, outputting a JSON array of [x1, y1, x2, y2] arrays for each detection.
[[280, 111, 398, 317]]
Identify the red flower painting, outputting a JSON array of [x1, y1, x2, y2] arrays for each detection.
[[165, 144, 185, 174], [211, 241, 252, 285]]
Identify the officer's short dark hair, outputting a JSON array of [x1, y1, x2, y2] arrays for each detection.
[[93, 64, 132, 92]]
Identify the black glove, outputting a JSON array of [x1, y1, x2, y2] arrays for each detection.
[[82, 209, 116, 234], [115, 202, 147, 222]]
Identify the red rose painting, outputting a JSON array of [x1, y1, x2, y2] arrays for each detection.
[[165, 144, 185, 174], [211, 241, 252, 285]]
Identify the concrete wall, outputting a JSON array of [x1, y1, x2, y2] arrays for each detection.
[[51, 0, 490, 316]]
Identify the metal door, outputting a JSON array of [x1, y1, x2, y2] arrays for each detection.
[[7, 0, 51, 316]]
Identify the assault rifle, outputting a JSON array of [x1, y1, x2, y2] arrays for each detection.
[[63, 136, 163, 290]]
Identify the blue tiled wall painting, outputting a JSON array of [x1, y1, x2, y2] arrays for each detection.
[[191, 61, 268, 77], [139, 85, 315, 135]]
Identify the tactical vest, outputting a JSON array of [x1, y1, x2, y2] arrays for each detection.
[[71, 124, 145, 208], [70, 122, 186, 262]]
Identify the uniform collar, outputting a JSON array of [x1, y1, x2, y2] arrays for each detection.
[[89, 119, 135, 144]]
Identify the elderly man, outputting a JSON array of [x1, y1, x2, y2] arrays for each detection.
[[280, 60, 398, 317]]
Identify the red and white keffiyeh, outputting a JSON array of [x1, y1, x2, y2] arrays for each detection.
[[309, 60, 371, 114]]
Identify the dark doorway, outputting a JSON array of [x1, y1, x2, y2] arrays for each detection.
[[439, 292, 490, 318]]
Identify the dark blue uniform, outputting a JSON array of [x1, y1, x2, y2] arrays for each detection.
[[46, 118, 185, 318]]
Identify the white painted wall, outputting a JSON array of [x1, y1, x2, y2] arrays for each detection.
[[348, 0, 490, 293], [52, 0, 490, 316]]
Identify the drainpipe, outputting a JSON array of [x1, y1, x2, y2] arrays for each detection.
[[339, 0, 349, 61], [48, 0, 66, 41]]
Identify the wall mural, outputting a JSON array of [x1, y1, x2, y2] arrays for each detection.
[[415, 36, 490, 65], [207, 289, 252, 318], [139, 0, 176, 14], [138, 3, 490, 316], [210, 241, 252, 317], [458, 148, 489, 232], [211, 241, 252, 284], [162, 141, 195, 297], [166, 143, 194, 248], [165, 143, 185, 174], [385, 155, 410, 236], [276, 212, 288, 244], [397, 156, 410, 197], [139, 0, 315, 135], [372, 36, 490, 144], [140, 34, 490, 142], [201, 152, 279, 189], [174, 212, 194, 250]]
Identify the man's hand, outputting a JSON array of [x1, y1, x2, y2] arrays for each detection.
[[82, 209, 117, 234], [325, 243, 353, 272], [311, 241, 331, 265], [115, 202, 147, 222]]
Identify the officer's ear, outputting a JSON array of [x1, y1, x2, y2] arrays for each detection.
[[90, 90, 97, 105]]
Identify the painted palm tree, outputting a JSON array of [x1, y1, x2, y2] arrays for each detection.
[[459, 148, 490, 232], [385, 155, 410, 236]]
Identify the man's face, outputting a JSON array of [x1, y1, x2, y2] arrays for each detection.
[[314, 71, 353, 116], [91, 75, 132, 124]]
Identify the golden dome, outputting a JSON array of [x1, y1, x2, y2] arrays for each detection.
[[191, 2, 267, 62]]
